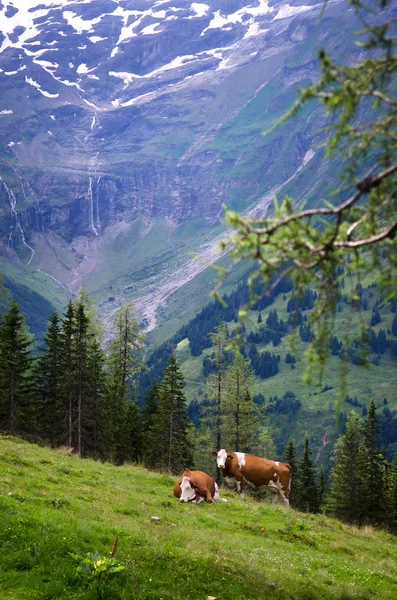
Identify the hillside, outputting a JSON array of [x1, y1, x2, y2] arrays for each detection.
[[1, 435, 397, 600], [149, 275, 397, 464]]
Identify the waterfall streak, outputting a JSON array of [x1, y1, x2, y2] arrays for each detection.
[[88, 176, 99, 236], [0, 175, 35, 265]]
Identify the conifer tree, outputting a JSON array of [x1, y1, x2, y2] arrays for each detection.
[[83, 338, 109, 460], [360, 400, 387, 525], [222, 351, 256, 452], [60, 300, 76, 448], [284, 438, 299, 508], [318, 467, 327, 510], [387, 451, 397, 532], [35, 312, 64, 445], [141, 381, 161, 468], [151, 354, 193, 474], [75, 302, 91, 457], [202, 322, 228, 481], [298, 436, 320, 513], [253, 424, 276, 460], [328, 414, 364, 524], [0, 300, 33, 435], [107, 302, 144, 464]]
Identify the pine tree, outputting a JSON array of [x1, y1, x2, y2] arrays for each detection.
[[75, 302, 91, 457], [151, 354, 193, 474], [387, 451, 397, 532], [284, 439, 299, 508], [107, 302, 144, 464], [83, 338, 109, 460], [253, 424, 276, 460], [318, 468, 327, 510], [328, 414, 364, 524], [202, 322, 228, 482], [141, 381, 161, 468], [0, 300, 33, 435], [59, 300, 76, 448], [298, 436, 320, 513], [35, 312, 64, 445], [360, 400, 387, 525], [222, 351, 256, 452]]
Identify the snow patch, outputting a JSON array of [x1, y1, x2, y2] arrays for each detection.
[[141, 23, 162, 35], [77, 63, 95, 74], [274, 5, 313, 20], [89, 36, 107, 43], [189, 3, 209, 18], [25, 76, 59, 98]]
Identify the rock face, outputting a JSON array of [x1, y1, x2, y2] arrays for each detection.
[[0, 0, 367, 326]]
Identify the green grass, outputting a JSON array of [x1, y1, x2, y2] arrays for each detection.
[[1, 435, 397, 600]]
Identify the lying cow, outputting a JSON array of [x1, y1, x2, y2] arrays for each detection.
[[211, 449, 291, 506], [174, 469, 225, 503]]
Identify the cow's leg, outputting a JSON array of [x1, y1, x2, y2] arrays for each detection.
[[269, 479, 289, 507], [213, 482, 228, 503], [204, 487, 213, 503], [236, 479, 245, 495]]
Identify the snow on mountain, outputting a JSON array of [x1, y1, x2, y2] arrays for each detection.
[[1, 0, 362, 331], [0, 0, 319, 109]]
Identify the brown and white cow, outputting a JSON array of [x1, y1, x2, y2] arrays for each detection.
[[174, 469, 225, 503], [211, 449, 291, 506]]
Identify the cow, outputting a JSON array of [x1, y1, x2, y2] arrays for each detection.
[[211, 449, 291, 506], [174, 469, 225, 503]]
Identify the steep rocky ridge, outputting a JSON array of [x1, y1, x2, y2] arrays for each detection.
[[0, 0, 367, 333]]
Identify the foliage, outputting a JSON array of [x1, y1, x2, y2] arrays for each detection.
[[107, 302, 145, 464], [69, 551, 125, 582], [222, 351, 257, 452], [297, 436, 320, 513], [149, 354, 193, 473], [0, 300, 33, 435], [219, 0, 397, 381]]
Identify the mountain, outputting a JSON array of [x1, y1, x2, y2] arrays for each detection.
[[0, 0, 363, 337]]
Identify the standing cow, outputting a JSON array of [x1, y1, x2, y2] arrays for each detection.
[[174, 469, 225, 503], [212, 449, 291, 506]]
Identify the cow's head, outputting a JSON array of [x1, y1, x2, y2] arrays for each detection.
[[180, 474, 197, 503], [211, 449, 233, 469]]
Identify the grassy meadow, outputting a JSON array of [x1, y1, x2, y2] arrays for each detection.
[[1, 435, 397, 600]]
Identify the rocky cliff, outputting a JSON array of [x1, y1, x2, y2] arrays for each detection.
[[0, 0, 365, 332]]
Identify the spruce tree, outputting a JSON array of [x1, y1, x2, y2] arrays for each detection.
[[151, 354, 193, 474], [107, 302, 144, 464], [83, 338, 109, 460], [203, 322, 228, 482], [0, 300, 33, 435], [328, 414, 364, 524], [222, 351, 256, 452], [60, 300, 77, 448], [360, 400, 387, 525], [298, 436, 320, 513], [75, 302, 91, 457], [35, 312, 64, 446], [387, 451, 397, 532], [141, 381, 161, 468], [284, 438, 299, 508], [318, 467, 327, 510]]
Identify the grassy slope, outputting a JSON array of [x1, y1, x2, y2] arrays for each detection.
[[1, 436, 397, 600]]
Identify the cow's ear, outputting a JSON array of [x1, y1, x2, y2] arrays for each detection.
[[211, 451, 218, 456], [227, 453, 233, 460]]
